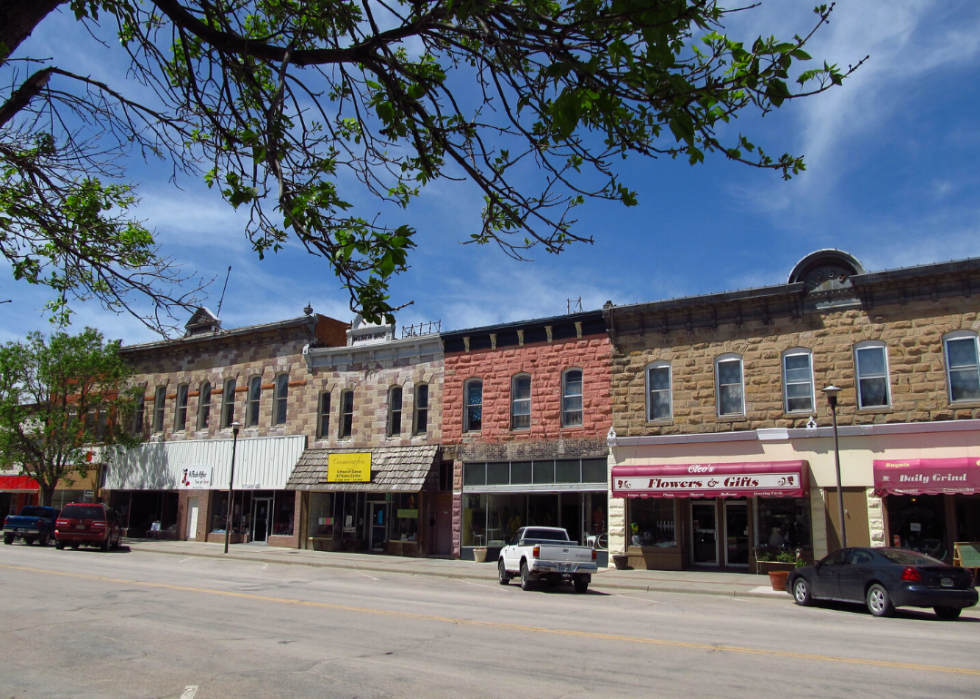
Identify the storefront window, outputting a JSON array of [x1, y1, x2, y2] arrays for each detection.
[[391, 493, 419, 541], [887, 494, 947, 560], [273, 492, 295, 535], [488, 494, 526, 544], [340, 492, 360, 540], [307, 492, 334, 537], [463, 494, 487, 545], [628, 499, 677, 547], [756, 497, 811, 555], [210, 491, 228, 532], [527, 494, 558, 527]]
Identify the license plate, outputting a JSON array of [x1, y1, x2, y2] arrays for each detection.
[[941, 578, 954, 588], [559, 564, 570, 572], [76, 524, 85, 530], [15, 528, 24, 533]]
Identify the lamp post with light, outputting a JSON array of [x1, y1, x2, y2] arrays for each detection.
[[822, 385, 847, 548], [224, 422, 241, 554]]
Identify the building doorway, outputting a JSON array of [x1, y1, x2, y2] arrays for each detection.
[[691, 501, 717, 565], [186, 497, 199, 540], [724, 500, 749, 566], [369, 502, 388, 552], [251, 497, 271, 543]]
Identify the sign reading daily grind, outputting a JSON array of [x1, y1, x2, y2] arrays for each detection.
[[327, 453, 371, 482]]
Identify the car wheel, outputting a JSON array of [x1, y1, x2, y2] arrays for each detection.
[[100, 536, 111, 552], [3, 533, 12, 545], [520, 561, 534, 591], [111, 534, 121, 550], [793, 577, 812, 606], [54, 540, 65, 550], [497, 559, 510, 585], [866, 583, 894, 617], [934, 607, 962, 621], [39, 531, 50, 547], [70, 542, 79, 550], [24, 536, 35, 546], [573, 576, 589, 594]]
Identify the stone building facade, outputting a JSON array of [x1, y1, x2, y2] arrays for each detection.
[[605, 250, 980, 571], [442, 311, 613, 561], [108, 309, 348, 547]]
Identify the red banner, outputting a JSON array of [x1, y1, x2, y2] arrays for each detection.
[[0, 475, 40, 491], [874, 458, 980, 496], [612, 461, 808, 499]]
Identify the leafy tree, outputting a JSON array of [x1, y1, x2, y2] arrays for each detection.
[[0, 328, 142, 505], [0, 1, 861, 328]]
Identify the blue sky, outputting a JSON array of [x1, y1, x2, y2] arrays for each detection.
[[3, 2, 980, 344]]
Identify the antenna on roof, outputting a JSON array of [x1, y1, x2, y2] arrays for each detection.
[[567, 297, 582, 314], [216, 266, 232, 318]]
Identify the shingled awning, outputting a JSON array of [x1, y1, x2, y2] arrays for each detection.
[[285, 445, 440, 492]]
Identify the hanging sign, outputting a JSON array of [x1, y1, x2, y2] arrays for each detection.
[[327, 453, 371, 482], [178, 467, 212, 489]]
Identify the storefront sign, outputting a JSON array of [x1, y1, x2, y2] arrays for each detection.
[[873, 458, 980, 495], [178, 467, 212, 489], [612, 461, 808, 498], [327, 453, 371, 482]]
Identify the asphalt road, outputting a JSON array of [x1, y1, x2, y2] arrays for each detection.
[[1, 543, 978, 699]]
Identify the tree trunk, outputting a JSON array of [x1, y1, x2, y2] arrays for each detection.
[[39, 483, 56, 507], [0, 0, 66, 61]]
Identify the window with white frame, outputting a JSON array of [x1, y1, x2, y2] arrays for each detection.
[[247, 376, 262, 427], [944, 332, 980, 402], [782, 350, 814, 413], [464, 379, 483, 432], [339, 390, 354, 438], [131, 389, 145, 435], [562, 369, 584, 427], [715, 355, 744, 416], [153, 386, 166, 432], [414, 384, 429, 435], [317, 391, 331, 438], [646, 362, 671, 421], [511, 374, 531, 430], [388, 385, 403, 436], [273, 373, 289, 425], [174, 384, 189, 431], [221, 378, 236, 428], [855, 342, 890, 408], [198, 381, 212, 429]]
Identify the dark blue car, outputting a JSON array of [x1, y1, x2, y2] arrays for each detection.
[[788, 547, 978, 620]]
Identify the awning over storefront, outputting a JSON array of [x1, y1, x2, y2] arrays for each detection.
[[874, 458, 980, 496], [286, 446, 440, 492], [611, 461, 809, 499], [0, 475, 39, 491]]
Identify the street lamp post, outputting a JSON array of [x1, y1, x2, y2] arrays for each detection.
[[822, 386, 847, 549], [224, 422, 241, 554]]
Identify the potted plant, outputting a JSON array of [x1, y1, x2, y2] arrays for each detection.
[[758, 549, 806, 591], [472, 546, 488, 563]]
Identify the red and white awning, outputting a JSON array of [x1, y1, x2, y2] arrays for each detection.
[[0, 475, 40, 492], [874, 458, 980, 496], [611, 460, 808, 499]]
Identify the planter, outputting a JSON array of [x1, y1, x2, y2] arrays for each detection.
[[756, 560, 795, 575], [472, 547, 488, 563], [612, 553, 630, 570], [768, 569, 791, 592]]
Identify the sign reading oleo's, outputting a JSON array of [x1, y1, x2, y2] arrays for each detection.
[[327, 453, 371, 482]]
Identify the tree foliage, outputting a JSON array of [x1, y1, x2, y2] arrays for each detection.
[[0, 328, 141, 505], [0, 0, 861, 328]]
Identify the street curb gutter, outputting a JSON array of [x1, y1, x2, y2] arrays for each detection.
[[126, 544, 788, 601]]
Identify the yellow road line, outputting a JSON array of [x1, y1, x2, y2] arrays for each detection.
[[4, 563, 979, 677]]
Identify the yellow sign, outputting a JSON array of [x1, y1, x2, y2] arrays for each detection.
[[327, 453, 371, 482]]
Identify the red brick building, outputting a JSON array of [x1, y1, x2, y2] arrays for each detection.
[[441, 311, 612, 560]]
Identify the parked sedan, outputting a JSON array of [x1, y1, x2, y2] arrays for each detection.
[[788, 547, 978, 620], [54, 503, 123, 551]]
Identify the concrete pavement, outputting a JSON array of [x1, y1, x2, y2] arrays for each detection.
[[123, 538, 789, 599]]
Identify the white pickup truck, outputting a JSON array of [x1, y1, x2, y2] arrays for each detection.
[[497, 526, 598, 593]]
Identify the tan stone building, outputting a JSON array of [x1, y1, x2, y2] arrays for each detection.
[[107, 308, 348, 547], [604, 250, 980, 571]]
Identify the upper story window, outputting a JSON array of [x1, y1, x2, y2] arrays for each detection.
[[715, 354, 744, 417], [854, 342, 890, 408], [645, 362, 671, 421], [944, 332, 980, 402], [221, 378, 236, 428], [562, 369, 584, 427], [339, 390, 354, 438], [174, 384, 189, 431], [511, 374, 531, 430], [783, 350, 814, 413], [414, 384, 429, 435], [153, 386, 165, 433], [317, 391, 331, 438], [388, 385, 403, 436], [464, 379, 483, 432], [198, 381, 212, 429], [273, 373, 289, 426], [247, 376, 261, 427], [132, 391, 145, 435]]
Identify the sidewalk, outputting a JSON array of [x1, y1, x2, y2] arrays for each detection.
[[123, 539, 790, 600]]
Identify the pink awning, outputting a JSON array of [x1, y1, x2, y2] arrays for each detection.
[[611, 461, 808, 499], [874, 458, 980, 496], [0, 475, 39, 492]]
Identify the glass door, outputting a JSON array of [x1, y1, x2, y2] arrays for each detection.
[[724, 500, 749, 566], [691, 501, 718, 565], [251, 497, 271, 543], [369, 502, 388, 552]]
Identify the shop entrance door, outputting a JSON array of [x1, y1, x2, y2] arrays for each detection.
[[691, 501, 718, 565], [186, 497, 199, 540], [560, 495, 582, 544], [724, 501, 749, 566], [251, 497, 271, 543], [369, 502, 388, 552]]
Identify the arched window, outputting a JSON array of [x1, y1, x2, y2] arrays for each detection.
[[174, 383, 189, 431], [221, 378, 236, 428], [944, 331, 980, 402], [645, 362, 671, 421], [854, 341, 890, 408], [715, 354, 744, 416], [414, 384, 429, 435], [273, 373, 289, 425], [317, 391, 331, 438], [339, 390, 354, 438], [782, 349, 814, 413], [153, 385, 166, 433], [511, 374, 531, 430], [388, 385, 403, 436], [562, 369, 584, 427], [198, 381, 212, 429], [464, 379, 483, 432], [247, 375, 262, 427]]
